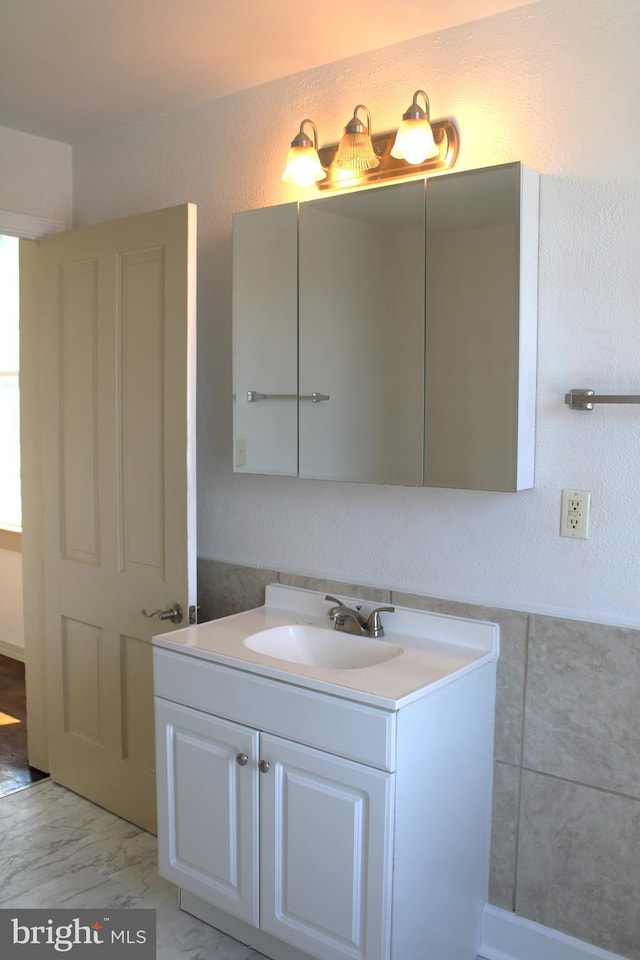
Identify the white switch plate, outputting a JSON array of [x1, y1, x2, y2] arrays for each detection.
[[560, 489, 591, 539]]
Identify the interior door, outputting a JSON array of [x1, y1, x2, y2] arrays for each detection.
[[22, 204, 197, 833]]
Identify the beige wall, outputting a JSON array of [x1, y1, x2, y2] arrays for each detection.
[[0, 125, 72, 223], [0, 126, 72, 664], [0, 543, 24, 658]]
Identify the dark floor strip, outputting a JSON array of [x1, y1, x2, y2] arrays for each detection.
[[0, 653, 48, 797]]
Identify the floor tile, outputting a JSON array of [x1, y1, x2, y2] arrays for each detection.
[[0, 780, 265, 960]]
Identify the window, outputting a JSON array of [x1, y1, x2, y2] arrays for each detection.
[[0, 235, 21, 530]]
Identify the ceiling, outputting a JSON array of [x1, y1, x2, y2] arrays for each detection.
[[0, 0, 534, 144]]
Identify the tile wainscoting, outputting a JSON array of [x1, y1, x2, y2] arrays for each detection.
[[198, 558, 639, 960]]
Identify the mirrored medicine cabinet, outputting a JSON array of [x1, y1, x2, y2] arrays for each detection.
[[232, 161, 539, 491]]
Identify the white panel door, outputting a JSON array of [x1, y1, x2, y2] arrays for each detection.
[[259, 735, 395, 960], [27, 204, 196, 832], [155, 700, 259, 925]]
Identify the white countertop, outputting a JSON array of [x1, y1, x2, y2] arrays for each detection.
[[152, 584, 499, 709]]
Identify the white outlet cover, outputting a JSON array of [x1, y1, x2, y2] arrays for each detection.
[[560, 488, 591, 540]]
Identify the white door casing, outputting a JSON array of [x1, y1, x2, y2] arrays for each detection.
[[21, 204, 197, 832], [4, 211, 66, 774]]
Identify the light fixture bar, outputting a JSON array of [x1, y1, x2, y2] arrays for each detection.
[[315, 118, 458, 191]]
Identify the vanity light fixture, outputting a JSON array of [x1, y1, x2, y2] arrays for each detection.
[[282, 89, 458, 192], [282, 119, 326, 188], [333, 104, 380, 172], [391, 90, 439, 164]]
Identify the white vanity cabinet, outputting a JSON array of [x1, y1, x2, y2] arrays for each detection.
[[153, 595, 497, 960], [155, 650, 395, 960], [155, 699, 394, 960]]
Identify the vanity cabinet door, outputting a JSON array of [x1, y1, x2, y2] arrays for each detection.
[[259, 734, 395, 960], [155, 699, 260, 926]]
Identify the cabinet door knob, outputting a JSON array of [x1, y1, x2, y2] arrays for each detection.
[[258, 759, 270, 774], [236, 753, 249, 766]]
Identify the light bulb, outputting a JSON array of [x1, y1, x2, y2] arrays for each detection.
[[391, 90, 440, 165], [282, 120, 326, 188], [391, 118, 439, 165], [282, 146, 325, 187]]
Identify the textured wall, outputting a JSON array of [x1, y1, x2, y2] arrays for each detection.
[[73, 0, 640, 627], [0, 125, 72, 222]]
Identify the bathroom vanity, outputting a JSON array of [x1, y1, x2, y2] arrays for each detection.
[[153, 585, 498, 960]]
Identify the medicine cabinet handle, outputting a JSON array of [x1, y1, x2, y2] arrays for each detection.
[[247, 390, 330, 403]]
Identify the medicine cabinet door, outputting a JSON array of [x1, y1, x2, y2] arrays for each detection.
[[298, 181, 426, 485], [232, 202, 298, 476], [424, 162, 538, 491]]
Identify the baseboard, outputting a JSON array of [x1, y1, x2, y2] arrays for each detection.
[[0, 639, 25, 662], [481, 906, 628, 960]]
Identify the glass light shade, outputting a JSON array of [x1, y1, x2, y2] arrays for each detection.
[[333, 104, 380, 172], [334, 132, 379, 171], [391, 118, 439, 164], [282, 145, 326, 187]]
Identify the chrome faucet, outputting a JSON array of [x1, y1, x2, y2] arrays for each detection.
[[325, 595, 395, 639]]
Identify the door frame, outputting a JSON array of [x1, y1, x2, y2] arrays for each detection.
[[1, 210, 67, 773]]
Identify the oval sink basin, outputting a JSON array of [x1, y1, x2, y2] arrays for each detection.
[[243, 624, 402, 670]]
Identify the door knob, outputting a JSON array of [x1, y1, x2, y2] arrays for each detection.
[[236, 753, 249, 766], [258, 759, 270, 774], [141, 602, 183, 624]]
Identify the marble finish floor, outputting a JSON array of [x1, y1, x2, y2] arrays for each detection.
[[0, 779, 485, 960], [0, 779, 265, 959]]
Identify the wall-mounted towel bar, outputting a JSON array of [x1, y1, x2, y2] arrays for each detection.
[[565, 388, 640, 410], [247, 391, 330, 403]]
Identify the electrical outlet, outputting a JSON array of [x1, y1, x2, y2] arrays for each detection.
[[560, 489, 591, 539], [235, 438, 247, 468]]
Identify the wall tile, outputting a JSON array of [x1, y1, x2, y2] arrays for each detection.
[[523, 615, 640, 798], [197, 558, 278, 622], [392, 592, 527, 765], [516, 770, 640, 959], [488, 761, 520, 912], [278, 572, 390, 604]]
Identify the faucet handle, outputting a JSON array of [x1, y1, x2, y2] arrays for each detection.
[[325, 595, 346, 607], [366, 605, 395, 638], [325, 595, 347, 621], [325, 594, 346, 612]]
